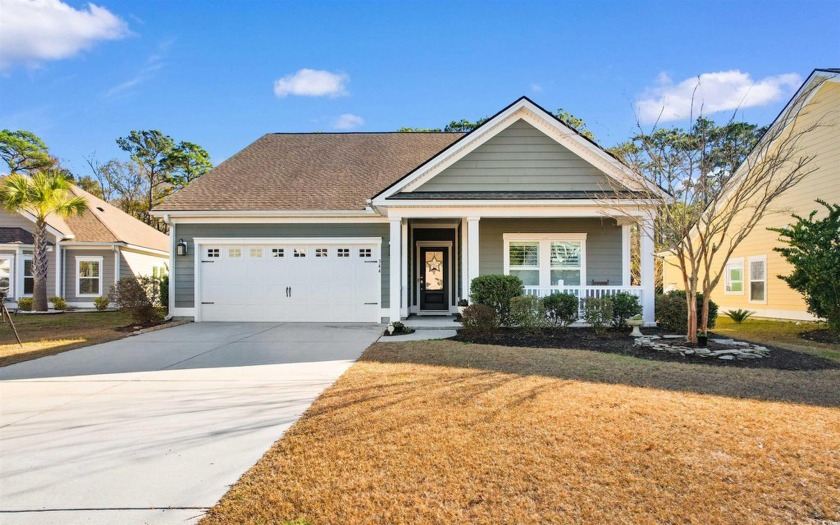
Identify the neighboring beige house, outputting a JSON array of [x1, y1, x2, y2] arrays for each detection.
[[0, 184, 169, 308], [663, 68, 840, 321]]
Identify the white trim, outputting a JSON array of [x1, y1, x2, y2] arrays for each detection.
[[467, 218, 480, 296], [18, 253, 32, 298], [113, 247, 121, 286], [415, 240, 453, 313], [0, 254, 14, 298], [460, 218, 468, 302], [57, 242, 168, 257], [385, 205, 646, 219], [168, 221, 176, 316], [639, 218, 656, 324], [400, 220, 408, 317], [381, 199, 657, 209], [389, 219, 401, 322], [724, 257, 745, 295], [193, 237, 383, 246], [15, 209, 70, 239], [168, 216, 389, 224], [54, 240, 61, 297], [171, 307, 196, 318], [152, 209, 381, 218], [718, 306, 820, 322], [373, 98, 662, 204], [75, 256, 104, 298], [503, 233, 587, 288], [747, 255, 768, 305], [621, 224, 631, 287]]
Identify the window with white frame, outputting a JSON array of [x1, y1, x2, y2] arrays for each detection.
[[271, 248, 284, 258], [337, 248, 350, 258], [504, 234, 586, 287], [315, 248, 328, 258], [748, 256, 767, 303], [249, 247, 264, 259], [0, 256, 12, 297], [23, 256, 34, 295], [76, 257, 103, 297], [725, 258, 744, 294], [227, 247, 242, 259], [206, 248, 220, 258]]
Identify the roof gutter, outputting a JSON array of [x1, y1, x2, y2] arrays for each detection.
[[149, 209, 382, 218]]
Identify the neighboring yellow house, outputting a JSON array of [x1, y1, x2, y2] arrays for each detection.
[[663, 68, 840, 321]]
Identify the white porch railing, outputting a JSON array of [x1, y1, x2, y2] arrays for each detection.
[[524, 285, 643, 321]]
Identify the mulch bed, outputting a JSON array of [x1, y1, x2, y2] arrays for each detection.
[[452, 327, 838, 371], [800, 329, 840, 345]]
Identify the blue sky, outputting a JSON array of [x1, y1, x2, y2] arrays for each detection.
[[1, 0, 838, 175]]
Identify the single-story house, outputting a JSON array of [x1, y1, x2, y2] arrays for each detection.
[[152, 97, 661, 324], [662, 68, 839, 321], [0, 184, 169, 308]]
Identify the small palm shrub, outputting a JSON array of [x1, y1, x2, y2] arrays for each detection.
[[542, 292, 579, 328], [470, 274, 524, 325], [94, 296, 110, 311], [461, 304, 499, 335], [48, 296, 67, 310], [611, 292, 642, 328], [16, 297, 33, 311], [510, 295, 546, 332], [725, 309, 755, 324], [582, 297, 613, 334]]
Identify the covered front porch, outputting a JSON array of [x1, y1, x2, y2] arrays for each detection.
[[387, 211, 656, 326]]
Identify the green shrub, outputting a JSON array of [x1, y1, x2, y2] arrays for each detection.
[[582, 297, 613, 334], [725, 308, 755, 324], [158, 273, 169, 315], [48, 296, 67, 310], [94, 296, 110, 311], [510, 295, 546, 332], [460, 304, 499, 335], [542, 292, 579, 328], [611, 292, 642, 328], [16, 297, 33, 311], [469, 274, 524, 325], [109, 276, 164, 324], [655, 290, 718, 333]]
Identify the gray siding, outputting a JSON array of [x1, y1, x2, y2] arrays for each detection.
[[479, 218, 623, 285], [0, 209, 40, 232], [0, 208, 59, 300], [416, 119, 614, 192], [172, 223, 390, 308], [63, 249, 116, 302]]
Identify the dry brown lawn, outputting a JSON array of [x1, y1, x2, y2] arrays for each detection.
[[0, 311, 133, 366], [202, 340, 840, 525]]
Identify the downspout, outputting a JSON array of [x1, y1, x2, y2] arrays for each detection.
[[55, 238, 62, 298]]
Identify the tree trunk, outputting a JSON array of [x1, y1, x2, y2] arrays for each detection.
[[700, 295, 710, 335], [686, 292, 698, 345], [32, 220, 50, 312]]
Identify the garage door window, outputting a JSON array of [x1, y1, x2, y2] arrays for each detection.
[[293, 248, 306, 258], [359, 248, 372, 258], [271, 248, 284, 258], [337, 248, 350, 258], [227, 248, 242, 259], [249, 247, 264, 259], [206, 248, 220, 258], [315, 248, 328, 258]]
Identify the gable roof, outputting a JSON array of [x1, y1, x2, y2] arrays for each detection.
[[2, 179, 169, 252], [373, 96, 660, 203], [0, 227, 37, 245], [155, 133, 465, 212]]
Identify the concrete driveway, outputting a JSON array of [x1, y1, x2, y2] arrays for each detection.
[[0, 322, 382, 525]]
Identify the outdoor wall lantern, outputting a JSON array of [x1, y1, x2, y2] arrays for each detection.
[[176, 239, 188, 256]]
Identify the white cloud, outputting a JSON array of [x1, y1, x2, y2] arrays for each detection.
[[333, 113, 364, 130], [0, 0, 129, 69], [636, 70, 802, 124], [273, 68, 348, 98], [105, 38, 172, 98], [530, 83, 543, 93]]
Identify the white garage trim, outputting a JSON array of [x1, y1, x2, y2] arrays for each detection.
[[193, 237, 382, 323]]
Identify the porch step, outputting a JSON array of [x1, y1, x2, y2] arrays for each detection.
[[403, 316, 462, 330]]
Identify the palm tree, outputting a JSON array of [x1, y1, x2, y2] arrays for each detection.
[[0, 170, 87, 311]]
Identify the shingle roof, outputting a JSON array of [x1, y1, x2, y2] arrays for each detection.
[[0, 227, 36, 244], [156, 133, 465, 211], [63, 186, 169, 252]]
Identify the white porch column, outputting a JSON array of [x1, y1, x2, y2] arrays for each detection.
[[640, 218, 656, 326], [621, 223, 631, 287], [400, 220, 408, 317], [466, 217, 480, 298], [389, 218, 402, 323], [460, 218, 469, 301]]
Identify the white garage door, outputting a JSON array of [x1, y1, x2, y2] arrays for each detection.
[[197, 240, 381, 323]]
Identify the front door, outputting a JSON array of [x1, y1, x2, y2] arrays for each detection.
[[420, 247, 448, 311]]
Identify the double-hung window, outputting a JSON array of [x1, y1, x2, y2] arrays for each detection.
[[724, 258, 744, 294], [23, 256, 34, 295], [748, 255, 767, 303], [504, 234, 586, 288], [77, 257, 103, 297]]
